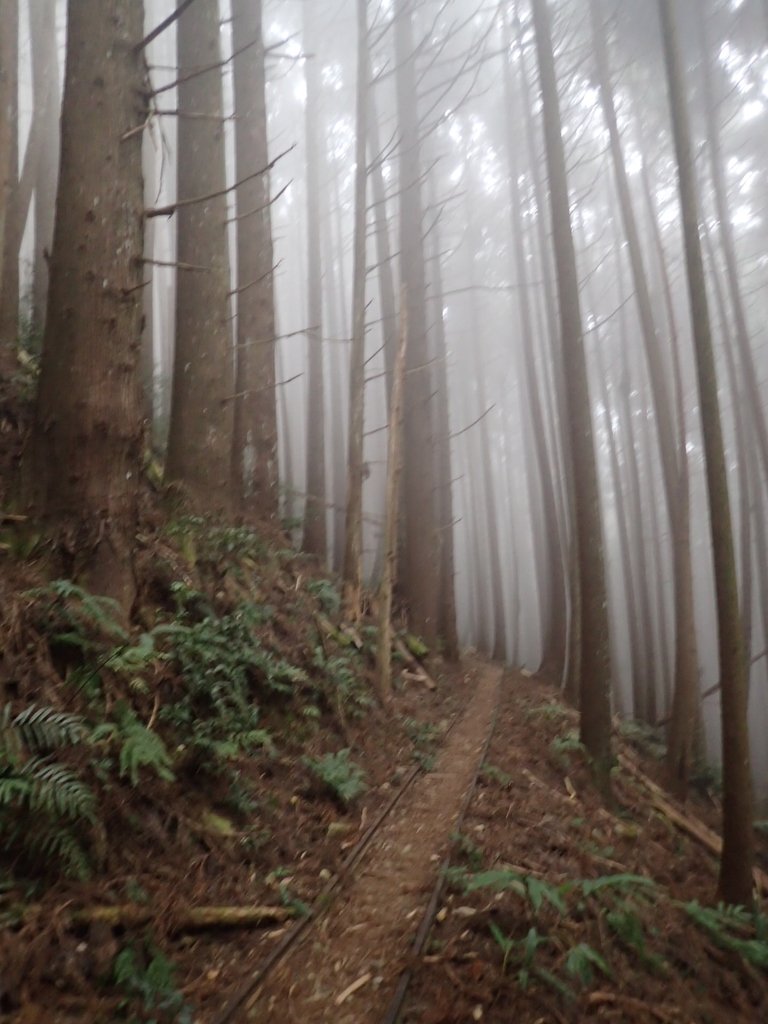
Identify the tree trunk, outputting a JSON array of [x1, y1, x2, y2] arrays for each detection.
[[502, 2, 566, 679], [531, 0, 613, 790], [28, 0, 61, 336], [427, 180, 459, 662], [517, 4, 572, 686], [342, 0, 369, 619], [393, 0, 438, 646], [701, 8, 768, 491], [377, 294, 407, 706], [367, 86, 398, 401], [590, 0, 698, 784], [658, 0, 754, 907], [0, 0, 18, 365], [231, 0, 278, 518], [29, 0, 146, 612], [165, 0, 234, 513], [302, 1, 327, 559]]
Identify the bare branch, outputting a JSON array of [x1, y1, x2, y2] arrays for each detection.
[[450, 404, 496, 440], [135, 0, 197, 55], [145, 144, 296, 218]]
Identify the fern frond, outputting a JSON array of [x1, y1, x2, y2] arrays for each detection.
[[12, 705, 86, 751], [36, 824, 92, 881], [21, 758, 97, 821], [117, 719, 175, 786]]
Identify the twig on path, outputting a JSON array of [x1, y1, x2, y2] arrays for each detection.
[[334, 973, 371, 1006]]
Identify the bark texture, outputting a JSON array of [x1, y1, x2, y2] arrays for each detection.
[[302, 1, 327, 559], [531, 0, 613, 788], [394, 0, 438, 646], [659, 0, 754, 907], [30, 0, 146, 610], [165, 0, 234, 512], [231, 0, 278, 517], [342, 0, 370, 618]]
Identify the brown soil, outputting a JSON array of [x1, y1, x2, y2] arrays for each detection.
[[401, 672, 768, 1024], [235, 661, 502, 1023]]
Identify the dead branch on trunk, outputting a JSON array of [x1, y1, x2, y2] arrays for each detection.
[[145, 144, 295, 218]]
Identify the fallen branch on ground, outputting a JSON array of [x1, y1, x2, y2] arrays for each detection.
[[395, 637, 437, 690], [619, 753, 768, 896], [21, 903, 295, 932]]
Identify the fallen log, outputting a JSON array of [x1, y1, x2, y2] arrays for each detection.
[[619, 753, 768, 896], [20, 902, 296, 932], [394, 638, 437, 690]]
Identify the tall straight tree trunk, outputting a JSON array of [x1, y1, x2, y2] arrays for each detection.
[[302, 2, 327, 558], [30, 0, 146, 611], [703, 222, 754, 667], [427, 183, 459, 662], [367, 87, 398, 400], [590, 0, 697, 785], [531, 0, 612, 789], [28, 0, 60, 335], [517, 8, 574, 689], [502, 2, 565, 678], [377, 295, 407, 706], [342, 0, 369, 618], [231, 0, 278, 517], [659, 0, 754, 907], [141, 130, 156, 426], [701, 8, 768, 490], [0, 0, 18, 362], [393, 0, 438, 646], [329, 171, 349, 568], [165, 0, 234, 513]]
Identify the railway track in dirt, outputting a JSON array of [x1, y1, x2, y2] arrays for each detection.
[[212, 662, 504, 1024]]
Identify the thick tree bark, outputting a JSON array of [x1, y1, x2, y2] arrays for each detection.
[[342, 0, 370, 619], [231, 0, 278, 518], [30, 0, 146, 611], [302, 1, 327, 559], [393, 0, 438, 646], [165, 0, 234, 513], [531, 0, 613, 789], [659, 0, 754, 908]]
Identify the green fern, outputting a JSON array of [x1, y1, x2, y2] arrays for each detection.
[[0, 703, 98, 879], [24, 579, 128, 652], [1, 704, 86, 760], [565, 943, 612, 986], [303, 749, 367, 806], [684, 901, 768, 970], [91, 703, 174, 787]]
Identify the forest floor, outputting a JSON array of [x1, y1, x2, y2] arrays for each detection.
[[1, 397, 768, 1023]]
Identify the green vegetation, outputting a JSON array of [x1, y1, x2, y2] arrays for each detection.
[[303, 749, 367, 806], [448, 866, 663, 1001], [113, 942, 192, 1024], [0, 704, 98, 879]]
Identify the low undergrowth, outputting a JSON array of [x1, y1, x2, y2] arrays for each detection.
[[0, 512, 444, 1021]]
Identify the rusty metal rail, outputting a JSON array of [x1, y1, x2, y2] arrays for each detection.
[[379, 675, 503, 1024]]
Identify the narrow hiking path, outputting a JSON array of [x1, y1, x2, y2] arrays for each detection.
[[236, 660, 503, 1023]]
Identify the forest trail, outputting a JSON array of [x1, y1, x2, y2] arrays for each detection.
[[242, 661, 502, 1023]]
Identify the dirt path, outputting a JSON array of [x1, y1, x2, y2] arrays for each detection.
[[242, 661, 502, 1023]]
